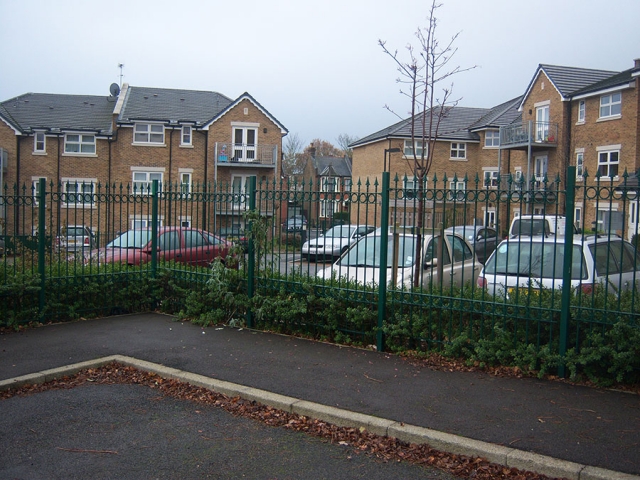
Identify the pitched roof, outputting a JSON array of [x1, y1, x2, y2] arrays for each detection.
[[118, 86, 233, 126], [0, 93, 116, 135], [469, 96, 523, 131], [351, 106, 489, 148], [203, 92, 288, 134], [313, 156, 352, 177], [571, 67, 636, 97]]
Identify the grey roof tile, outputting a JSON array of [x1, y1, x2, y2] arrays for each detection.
[[537, 64, 619, 97], [571, 67, 635, 97], [0, 93, 116, 134], [118, 86, 233, 126], [313, 156, 352, 177], [469, 96, 523, 130]]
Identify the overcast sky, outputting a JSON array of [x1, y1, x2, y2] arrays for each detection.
[[1, 0, 639, 148]]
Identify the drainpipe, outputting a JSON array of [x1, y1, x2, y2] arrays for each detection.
[[14, 134, 20, 234]]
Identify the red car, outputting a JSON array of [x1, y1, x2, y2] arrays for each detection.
[[91, 227, 233, 267]]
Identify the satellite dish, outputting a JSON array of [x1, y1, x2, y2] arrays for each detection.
[[109, 83, 120, 96]]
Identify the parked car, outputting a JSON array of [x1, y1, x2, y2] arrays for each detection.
[[317, 227, 480, 289], [55, 225, 96, 254], [444, 225, 498, 264], [217, 226, 248, 252], [282, 215, 307, 232], [477, 234, 640, 298], [90, 227, 233, 267], [508, 214, 578, 237], [302, 224, 375, 262]]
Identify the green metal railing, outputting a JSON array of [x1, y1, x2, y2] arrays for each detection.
[[1, 170, 638, 375]]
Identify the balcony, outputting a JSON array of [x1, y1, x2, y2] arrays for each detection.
[[215, 142, 278, 167], [499, 121, 558, 149]]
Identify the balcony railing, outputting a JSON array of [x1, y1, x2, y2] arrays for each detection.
[[500, 121, 558, 148], [215, 142, 277, 166]]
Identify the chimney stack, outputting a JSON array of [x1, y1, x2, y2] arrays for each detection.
[[309, 143, 316, 158], [635, 58, 640, 69]]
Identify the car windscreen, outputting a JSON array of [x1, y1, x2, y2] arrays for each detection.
[[323, 226, 353, 239], [510, 219, 549, 236], [106, 230, 153, 248], [66, 227, 88, 236], [337, 235, 418, 268], [484, 240, 587, 279]]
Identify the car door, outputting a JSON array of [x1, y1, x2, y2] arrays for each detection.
[[157, 230, 182, 263], [421, 235, 454, 288], [183, 230, 214, 266], [447, 234, 477, 286], [476, 227, 498, 263], [591, 240, 640, 293]]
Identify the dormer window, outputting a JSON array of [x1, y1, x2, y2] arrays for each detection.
[[134, 123, 164, 144]]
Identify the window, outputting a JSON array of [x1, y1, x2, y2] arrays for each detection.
[[64, 134, 95, 154], [231, 175, 250, 209], [577, 100, 585, 123], [485, 130, 500, 147], [320, 200, 338, 218], [232, 126, 257, 161], [535, 105, 550, 142], [448, 181, 466, 201], [576, 151, 584, 179], [181, 125, 192, 146], [598, 150, 619, 178], [343, 178, 352, 192], [133, 171, 163, 194], [403, 177, 424, 199], [158, 231, 180, 251], [600, 93, 621, 118], [403, 139, 425, 158], [34, 132, 46, 153], [450, 142, 466, 159], [63, 180, 95, 205], [483, 170, 499, 188], [575, 207, 582, 230], [131, 216, 164, 229], [321, 176, 338, 192], [134, 123, 164, 144], [32, 178, 46, 205], [180, 172, 192, 197]]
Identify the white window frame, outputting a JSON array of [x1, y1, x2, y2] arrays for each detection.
[[64, 133, 96, 155], [130, 215, 164, 229], [230, 174, 251, 209], [574, 206, 582, 230], [403, 139, 426, 158], [62, 178, 96, 206], [180, 172, 192, 197], [181, 125, 192, 146], [484, 130, 500, 148], [599, 92, 621, 119], [321, 176, 339, 193], [483, 169, 499, 188], [450, 142, 466, 159], [132, 169, 164, 195], [319, 199, 339, 218], [343, 178, 352, 192], [448, 181, 466, 201], [34, 132, 46, 153], [403, 177, 425, 200], [134, 123, 165, 145], [596, 146, 620, 179], [577, 100, 585, 123], [32, 177, 46, 205], [232, 125, 258, 162], [575, 151, 584, 180]]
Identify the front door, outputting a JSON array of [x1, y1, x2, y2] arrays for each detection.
[[233, 127, 257, 162], [535, 105, 549, 142]]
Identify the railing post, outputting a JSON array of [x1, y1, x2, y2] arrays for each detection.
[[246, 176, 257, 329], [558, 166, 576, 378], [150, 180, 159, 308], [38, 178, 46, 322], [377, 172, 390, 352]]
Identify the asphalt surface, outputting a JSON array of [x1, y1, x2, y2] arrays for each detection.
[[1, 313, 639, 478]]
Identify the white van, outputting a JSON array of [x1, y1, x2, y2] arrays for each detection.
[[509, 215, 578, 237]]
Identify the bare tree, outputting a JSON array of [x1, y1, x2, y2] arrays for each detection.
[[336, 133, 359, 159], [283, 133, 306, 176], [379, 0, 475, 287]]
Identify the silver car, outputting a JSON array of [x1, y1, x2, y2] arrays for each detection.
[[444, 225, 498, 264], [317, 227, 480, 289], [477, 234, 640, 298], [302, 224, 375, 262]]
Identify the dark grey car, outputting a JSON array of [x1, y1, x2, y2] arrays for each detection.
[[444, 225, 498, 264]]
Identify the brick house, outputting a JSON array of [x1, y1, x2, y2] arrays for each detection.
[[0, 84, 287, 239], [350, 58, 640, 238], [300, 147, 353, 227]]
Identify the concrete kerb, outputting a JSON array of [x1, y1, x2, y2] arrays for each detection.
[[1, 355, 637, 480]]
